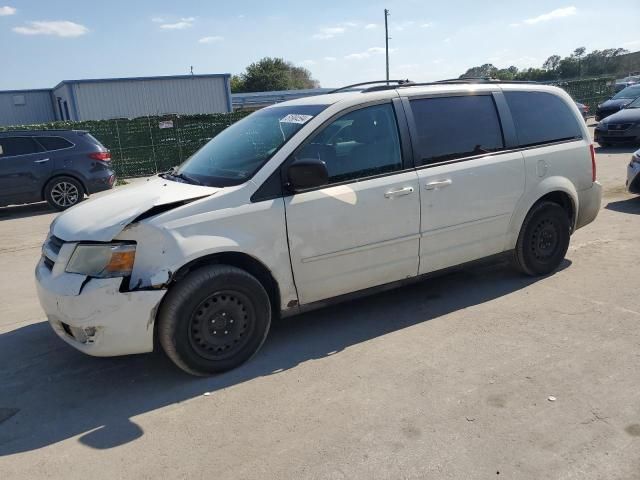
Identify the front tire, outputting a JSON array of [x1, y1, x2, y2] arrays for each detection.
[[158, 265, 271, 376], [514, 201, 571, 276], [45, 176, 84, 210]]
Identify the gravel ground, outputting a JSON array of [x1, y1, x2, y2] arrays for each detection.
[[1, 127, 639, 479]]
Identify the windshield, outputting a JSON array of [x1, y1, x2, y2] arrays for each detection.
[[174, 104, 328, 187], [627, 97, 640, 109], [612, 86, 640, 100]]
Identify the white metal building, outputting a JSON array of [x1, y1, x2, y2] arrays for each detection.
[[0, 73, 232, 126]]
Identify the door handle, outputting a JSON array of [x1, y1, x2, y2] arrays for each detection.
[[425, 179, 452, 190], [384, 186, 414, 198], [33, 158, 50, 164]]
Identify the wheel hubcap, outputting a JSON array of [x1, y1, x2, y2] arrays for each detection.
[[188, 291, 254, 360], [50, 182, 79, 207], [531, 219, 559, 261]]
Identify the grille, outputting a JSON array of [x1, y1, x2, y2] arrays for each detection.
[[47, 235, 64, 256], [43, 256, 55, 271], [608, 123, 632, 131]]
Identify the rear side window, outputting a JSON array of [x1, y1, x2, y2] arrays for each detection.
[[409, 95, 504, 165], [504, 91, 582, 147], [0, 137, 43, 157], [36, 136, 74, 151]]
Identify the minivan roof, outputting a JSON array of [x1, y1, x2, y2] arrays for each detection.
[[270, 82, 566, 109]]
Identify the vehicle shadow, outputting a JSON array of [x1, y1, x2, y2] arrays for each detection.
[[0, 258, 570, 456], [594, 144, 639, 155], [605, 196, 640, 214], [0, 202, 55, 221]]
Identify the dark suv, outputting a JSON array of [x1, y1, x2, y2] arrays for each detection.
[[0, 130, 115, 210]]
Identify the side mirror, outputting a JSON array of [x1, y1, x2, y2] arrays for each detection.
[[287, 158, 329, 191]]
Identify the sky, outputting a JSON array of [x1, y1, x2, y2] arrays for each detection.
[[1, 0, 639, 91]]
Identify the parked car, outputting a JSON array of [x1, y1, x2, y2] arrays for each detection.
[[36, 81, 602, 375], [596, 85, 640, 121], [594, 96, 640, 146], [575, 101, 589, 120], [0, 130, 115, 210], [628, 148, 640, 194], [615, 75, 640, 92]]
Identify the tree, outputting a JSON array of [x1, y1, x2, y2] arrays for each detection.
[[459, 46, 631, 81], [557, 57, 580, 79], [572, 47, 586, 76], [230, 75, 245, 93], [543, 55, 561, 72], [459, 63, 498, 79], [233, 57, 319, 93], [572, 47, 586, 59]]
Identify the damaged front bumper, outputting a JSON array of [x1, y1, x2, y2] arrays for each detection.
[[35, 257, 166, 357]]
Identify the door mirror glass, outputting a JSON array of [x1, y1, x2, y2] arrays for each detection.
[[287, 158, 329, 191]]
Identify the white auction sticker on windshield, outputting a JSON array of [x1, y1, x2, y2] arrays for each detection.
[[279, 114, 313, 124]]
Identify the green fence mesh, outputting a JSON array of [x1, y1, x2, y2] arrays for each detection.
[[547, 76, 617, 112], [0, 111, 251, 178]]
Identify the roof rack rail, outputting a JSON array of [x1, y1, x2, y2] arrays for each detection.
[[329, 77, 541, 95], [328, 79, 412, 94], [434, 77, 540, 85]]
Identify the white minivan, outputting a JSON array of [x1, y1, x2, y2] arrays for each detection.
[[36, 81, 602, 375]]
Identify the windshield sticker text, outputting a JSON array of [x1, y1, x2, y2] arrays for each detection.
[[279, 114, 313, 124]]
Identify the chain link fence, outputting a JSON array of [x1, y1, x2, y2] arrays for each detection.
[[0, 112, 251, 178], [547, 76, 617, 112]]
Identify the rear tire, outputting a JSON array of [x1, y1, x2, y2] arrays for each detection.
[[514, 201, 570, 276], [158, 265, 272, 376], [44, 176, 84, 210], [598, 141, 611, 148]]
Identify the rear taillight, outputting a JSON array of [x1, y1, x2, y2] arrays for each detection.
[[590, 144, 596, 182], [89, 151, 111, 161]]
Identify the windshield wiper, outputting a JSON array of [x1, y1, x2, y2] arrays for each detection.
[[161, 167, 203, 186]]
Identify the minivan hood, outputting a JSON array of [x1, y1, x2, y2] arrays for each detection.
[[52, 176, 218, 242]]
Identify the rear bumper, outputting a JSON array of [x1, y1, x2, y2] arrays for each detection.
[[35, 258, 165, 357], [86, 170, 116, 195], [575, 181, 602, 230]]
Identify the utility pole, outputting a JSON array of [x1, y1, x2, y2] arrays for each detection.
[[384, 9, 390, 84]]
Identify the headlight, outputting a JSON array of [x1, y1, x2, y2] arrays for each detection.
[[66, 243, 136, 278], [632, 152, 640, 165]]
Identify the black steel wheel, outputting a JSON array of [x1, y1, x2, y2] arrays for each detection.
[[514, 201, 570, 276], [188, 290, 255, 361], [158, 265, 271, 376]]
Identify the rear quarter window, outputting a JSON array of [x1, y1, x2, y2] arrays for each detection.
[[36, 136, 74, 151], [505, 91, 582, 147]]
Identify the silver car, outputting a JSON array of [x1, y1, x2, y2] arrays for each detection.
[[628, 148, 640, 194]]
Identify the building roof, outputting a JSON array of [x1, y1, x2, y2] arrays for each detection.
[[0, 73, 231, 95], [52, 73, 231, 91], [0, 88, 55, 94]]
